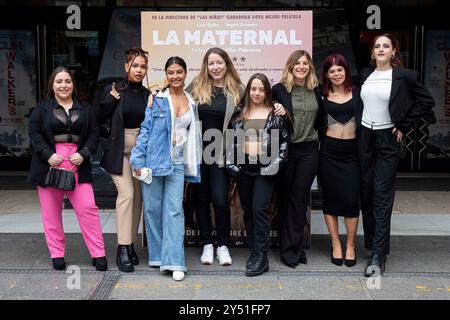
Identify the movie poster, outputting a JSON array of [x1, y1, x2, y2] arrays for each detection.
[[0, 30, 36, 157], [141, 11, 313, 248]]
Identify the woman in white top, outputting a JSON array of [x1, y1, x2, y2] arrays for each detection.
[[131, 57, 201, 282], [359, 34, 434, 276]]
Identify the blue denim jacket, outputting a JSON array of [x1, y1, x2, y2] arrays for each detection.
[[130, 89, 201, 183]]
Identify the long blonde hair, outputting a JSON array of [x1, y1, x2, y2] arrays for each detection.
[[192, 47, 242, 105], [281, 50, 319, 93]]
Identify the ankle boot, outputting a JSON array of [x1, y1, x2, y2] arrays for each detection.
[[52, 257, 66, 270], [130, 243, 139, 266], [246, 249, 258, 269], [117, 245, 134, 272], [364, 253, 386, 277], [245, 251, 269, 277], [92, 256, 108, 271]]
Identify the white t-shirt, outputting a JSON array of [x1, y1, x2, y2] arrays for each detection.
[[361, 69, 394, 130]]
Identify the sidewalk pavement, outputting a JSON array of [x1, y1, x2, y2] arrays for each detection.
[[0, 190, 449, 300]]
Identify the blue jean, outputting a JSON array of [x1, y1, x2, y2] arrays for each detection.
[[141, 164, 186, 272]]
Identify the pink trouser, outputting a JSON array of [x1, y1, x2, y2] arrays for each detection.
[[37, 143, 105, 259]]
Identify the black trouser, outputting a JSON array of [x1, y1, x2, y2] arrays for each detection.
[[359, 126, 400, 257], [192, 163, 230, 247], [237, 164, 276, 252], [278, 141, 318, 264]]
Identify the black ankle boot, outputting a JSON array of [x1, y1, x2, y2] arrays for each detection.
[[245, 251, 269, 277], [297, 250, 308, 265], [117, 245, 134, 272], [246, 249, 258, 269], [52, 257, 66, 270], [130, 243, 139, 266], [364, 254, 386, 277], [92, 256, 108, 271]]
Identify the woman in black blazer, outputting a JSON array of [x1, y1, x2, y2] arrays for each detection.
[[98, 47, 150, 272], [27, 67, 107, 271], [359, 34, 435, 276], [272, 50, 323, 268]]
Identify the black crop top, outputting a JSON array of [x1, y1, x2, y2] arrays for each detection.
[[323, 97, 356, 125]]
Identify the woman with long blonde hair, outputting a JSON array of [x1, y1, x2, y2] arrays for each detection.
[[187, 47, 244, 266], [272, 49, 322, 268]]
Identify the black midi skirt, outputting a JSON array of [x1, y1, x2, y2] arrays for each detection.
[[318, 136, 360, 217]]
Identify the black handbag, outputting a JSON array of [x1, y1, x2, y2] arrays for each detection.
[[45, 167, 76, 191]]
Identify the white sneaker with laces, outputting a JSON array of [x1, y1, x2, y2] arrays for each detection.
[[216, 245, 232, 266], [172, 271, 185, 281], [200, 244, 214, 265]]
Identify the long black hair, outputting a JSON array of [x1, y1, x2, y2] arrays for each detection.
[[163, 56, 187, 91]]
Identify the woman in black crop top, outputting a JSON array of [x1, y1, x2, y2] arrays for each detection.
[[99, 47, 150, 272], [226, 73, 291, 277], [318, 54, 361, 268], [27, 67, 107, 271]]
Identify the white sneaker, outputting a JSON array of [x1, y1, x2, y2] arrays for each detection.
[[200, 244, 214, 265], [216, 245, 232, 266], [172, 271, 185, 281]]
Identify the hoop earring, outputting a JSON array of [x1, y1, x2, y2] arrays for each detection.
[[391, 54, 395, 60], [371, 54, 375, 60]]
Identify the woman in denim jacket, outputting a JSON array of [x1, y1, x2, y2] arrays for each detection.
[[130, 57, 201, 281]]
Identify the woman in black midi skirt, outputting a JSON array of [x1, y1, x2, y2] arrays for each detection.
[[318, 54, 361, 267]]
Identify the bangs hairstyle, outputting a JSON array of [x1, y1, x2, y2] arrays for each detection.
[[191, 47, 242, 106], [321, 54, 353, 97], [46, 67, 78, 99], [281, 50, 318, 93], [370, 33, 404, 68], [234, 73, 273, 123]]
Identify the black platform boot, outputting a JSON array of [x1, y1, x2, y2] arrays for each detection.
[[130, 243, 139, 266], [117, 245, 134, 272], [245, 251, 269, 277]]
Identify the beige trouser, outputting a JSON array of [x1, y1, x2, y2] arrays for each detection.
[[110, 128, 142, 245]]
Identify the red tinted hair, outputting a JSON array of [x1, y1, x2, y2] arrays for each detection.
[[321, 54, 353, 97]]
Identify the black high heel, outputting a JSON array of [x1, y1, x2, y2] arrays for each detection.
[[344, 247, 357, 267], [331, 247, 343, 266]]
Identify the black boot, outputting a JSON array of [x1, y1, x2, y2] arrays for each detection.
[[364, 253, 386, 277], [52, 257, 66, 270], [92, 256, 108, 271], [245, 251, 269, 277], [297, 250, 308, 265], [117, 245, 134, 272], [130, 243, 139, 266], [246, 249, 258, 270]]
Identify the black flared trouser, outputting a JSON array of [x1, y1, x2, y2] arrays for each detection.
[[278, 141, 318, 265], [359, 126, 400, 257]]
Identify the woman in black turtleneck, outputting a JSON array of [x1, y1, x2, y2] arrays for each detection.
[[99, 47, 150, 273]]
